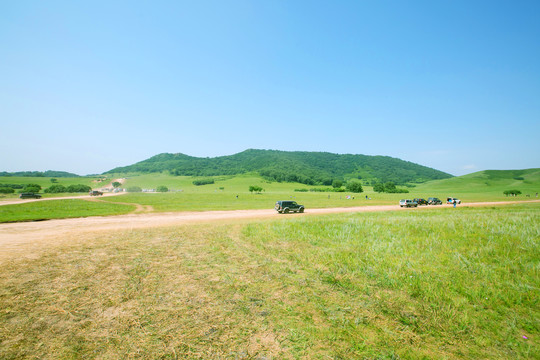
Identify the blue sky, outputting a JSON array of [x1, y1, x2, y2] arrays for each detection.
[[1, 1, 539, 176]]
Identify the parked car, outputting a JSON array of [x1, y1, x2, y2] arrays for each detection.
[[447, 197, 461, 204], [399, 199, 418, 207], [19, 192, 42, 199], [275, 200, 305, 213], [89, 190, 104, 196], [413, 198, 428, 205], [427, 197, 443, 205]]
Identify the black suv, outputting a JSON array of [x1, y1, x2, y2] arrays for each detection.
[[19, 193, 42, 199], [275, 200, 305, 214], [413, 198, 428, 205], [427, 197, 442, 205]]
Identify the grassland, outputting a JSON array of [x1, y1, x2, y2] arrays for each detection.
[[0, 199, 136, 222], [0, 203, 538, 359], [1, 170, 539, 223], [413, 168, 540, 201]]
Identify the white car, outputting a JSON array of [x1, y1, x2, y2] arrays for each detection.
[[399, 199, 418, 208], [447, 197, 461, 204]]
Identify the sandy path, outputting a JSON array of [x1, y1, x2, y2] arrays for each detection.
[[1, 200, 538, 259]]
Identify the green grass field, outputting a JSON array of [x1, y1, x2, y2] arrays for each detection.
[[413, 168, 540, 201], [0, 199, 136, 222], [1, 203, 538, 359], [1, 170, 539, 223]]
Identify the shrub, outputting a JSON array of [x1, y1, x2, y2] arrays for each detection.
[[309, 187, 332, 192], [373, 182, 408, 193], [373, 183, 384, 193], [156, 186, 168, 192], [332, 180, 343, 188], [192, 178, 214, 186], [44, 184, 67, 193], [309, 187, 346, 193], [250, 185, 263, 193], [346, 181, 363, 193], [66, 184, 92, 193], [22, 184, 41, 193], [386, 188, 409, 193], [0, 187, 15, 194], [2, 184, 23, 189], [503, 189, 521, 196], [294, 189, 308, 192], [321, 178, 333, 186], [384, 182, 397, 192], [513, 177, 524, 180], [127, 186, 142, 193], [249, 185, 264, 193]]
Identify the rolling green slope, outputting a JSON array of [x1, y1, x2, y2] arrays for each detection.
[[105, 149, 452, 185], [414, 168, 540, 200]]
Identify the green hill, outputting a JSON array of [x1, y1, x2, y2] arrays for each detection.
[[415, 168, 540, 198], [105, 149, 452, 186], [0, 170, 80, 178]]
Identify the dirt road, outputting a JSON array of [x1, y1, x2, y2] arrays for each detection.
[[1, 200, 538, 261]]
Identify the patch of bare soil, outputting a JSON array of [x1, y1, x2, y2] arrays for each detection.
[[0, 200, 538, 262]]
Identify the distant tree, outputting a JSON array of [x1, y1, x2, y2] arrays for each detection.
[[384, 182, 397, 192], [387, 188, 409, 193], [3, 184, 23, 189], [44, 184, 67, 193], [321, 178, 333, 186], [346, 180, 364, 193], [22, 184, 41, 193], [50, 178, 58, 183], [192, 178, 214, 186], [112, 181, 121, 188], [503, 189, 521, 196], [373, 183, 384, 193], [66, 184, 92, 193], [249, 185, 264, 193], [156, 185, 168, 192], [332, 180, 343, 188], [0, 187, 14, 194], [373, 182, 408, 193]]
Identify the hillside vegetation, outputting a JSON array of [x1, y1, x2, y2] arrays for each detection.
[[105, 149, 452, 185]]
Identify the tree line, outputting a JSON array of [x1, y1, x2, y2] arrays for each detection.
[[0, 183, 91, 194]]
